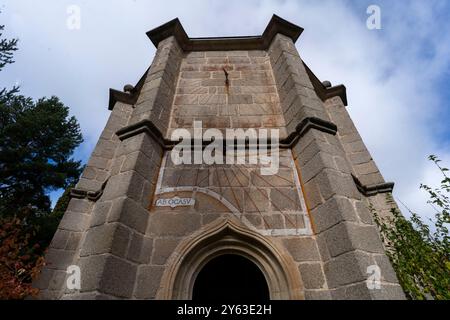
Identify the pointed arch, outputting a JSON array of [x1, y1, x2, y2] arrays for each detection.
[[157, 218, 304, 300]]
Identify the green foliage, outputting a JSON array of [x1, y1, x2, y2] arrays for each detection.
[[0, 23, 18, 71], [373, 156, 450, 300], [0, 95, 83, 218], [0, 22, 19, 108]]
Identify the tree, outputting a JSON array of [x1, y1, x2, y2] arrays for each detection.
[[0, 22, 19, 100], [0, 23, 18, 71], [0, 95, 83, 218], [373, 156, 450, 300]]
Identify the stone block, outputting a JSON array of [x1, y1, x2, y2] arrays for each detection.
[[92, 140, 116, 159], [301, 151, 337, 183], [100, 255, 137, 298], [251, 169, 294, 187], [322, 222, 384, 258], [298, 263, 326, 289], [310, 197, 358, 233], [330, 282, 372, 300], [65, 232, 82, 251], [315, 169, 360, 201], [102, 171, 146, 202], [127, 233, 153, 264], [373, 254, 399, 283], [147, 212, 201, 237], [303, 179, 324, 211], [349, 152, 372, 166], [174, 94, 198, 105], [304, 290, 332, 300], [51, 230, 70, 249], [176, 86, 208, 94], [107, 197, 149, 234], [180, 71, 210, 79], [354, 200, 374, 225], [263, 214, 284, 229], [89, 201, 112, 227], [134, 266, 165, 299], [80, 223, 130, 258], [228, 94, 253, 105], [59, 212, 89, 232], [355, 161, 379, 175], [45, 248, 75, 270], [244, 188, 270, 213], [270, 188, 301, 212], [323, 251, 372, 289], [198, 94, 227, 105], [120, 151, 158, 180], [152, 238, 180, 265], [370, 284, 406, 300], [282, 237, 321, 262]]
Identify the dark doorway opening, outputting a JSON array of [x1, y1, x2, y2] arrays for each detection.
[[192, 254, 270, 302]]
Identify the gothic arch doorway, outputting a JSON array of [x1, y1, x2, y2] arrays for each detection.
[[157, 219, 304, 300], [192, 254, 270, 302]]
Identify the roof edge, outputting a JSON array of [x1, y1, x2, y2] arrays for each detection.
[[146, 14, 303, 51]]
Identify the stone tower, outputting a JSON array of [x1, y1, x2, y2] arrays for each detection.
[[35, 15, 405, 300]]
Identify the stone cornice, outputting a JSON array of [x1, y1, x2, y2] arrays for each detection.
[[281, 117, 338, 149], [70, 178, 109, 202], [146, 15, 304, 51], [303, 62, 348, 106], [108, 67, 149, 111], [116, 119, 174, 150], [116, 117, 338, 150], [352, 174, 395, 197]]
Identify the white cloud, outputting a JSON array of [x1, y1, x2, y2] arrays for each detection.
[[1, 0, 449, 220]]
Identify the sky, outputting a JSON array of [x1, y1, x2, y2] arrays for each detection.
[[1, 0, 449, 222]]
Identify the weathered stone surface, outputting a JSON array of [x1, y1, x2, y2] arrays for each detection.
[[51, 230, 70, 249], [152, 238, 180, 265], [59, 212, 89, 232], [147, 212, 201, 237], [370, 284, 406, 300], [127, 234, 153, 264], [304, 290, 332, 300], [322, 222, 384, 257], [78, 254, 137, 298], [283, 238, 321, 262], [65, 232, 82, 251], [80, 223, 130, 258], [373, 254, 399, 283], [330, 282, 372, 300], [324, 251, 372, 289], [270, 188, 301, 212], [298, 263, 326, 289], [135, 266, 165, 299], [107, 198, 149, 234], [354, 200, 374, 225], [100, 256, 137, 298], [45, 248, 75, 270], [311, 197, 358, 233], [67, 199, 92, 213], [102, 171, 146, 202], [90, 201, 112, 227]]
